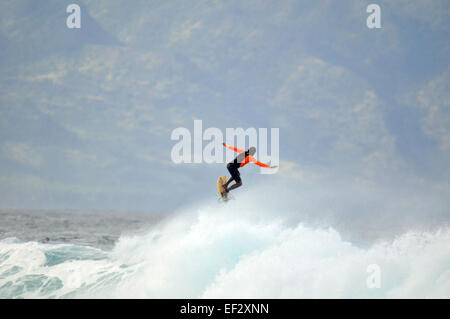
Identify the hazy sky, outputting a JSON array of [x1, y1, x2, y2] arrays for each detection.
[[0, 0, 449, 213]]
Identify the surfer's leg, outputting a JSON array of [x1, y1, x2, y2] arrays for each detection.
[[224, 165, 241, 193], [224, 163, 237, 191], [226, 181, 242, 192], [224, 176, 234, 188]]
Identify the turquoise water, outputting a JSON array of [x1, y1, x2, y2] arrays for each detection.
[[1, 204, 449, 299]]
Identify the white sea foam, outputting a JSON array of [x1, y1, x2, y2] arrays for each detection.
[[0, 187, 449, 298]]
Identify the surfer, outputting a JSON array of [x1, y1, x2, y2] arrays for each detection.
[[221, 143, 277, 195]]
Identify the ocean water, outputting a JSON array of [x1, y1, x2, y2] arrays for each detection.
[[0, 209, 162, 298], [1, 186, 449, 298]]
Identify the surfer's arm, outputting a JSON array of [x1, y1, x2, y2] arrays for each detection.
[[250, 156, 278, 168], [222, 143, 245, 153]]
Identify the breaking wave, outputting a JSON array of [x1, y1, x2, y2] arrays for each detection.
[[1, 197, 449, 298]]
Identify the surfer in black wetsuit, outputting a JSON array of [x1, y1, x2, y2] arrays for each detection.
[[222, 143, 277, 194]]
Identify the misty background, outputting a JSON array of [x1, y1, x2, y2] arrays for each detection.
[[0, 0, 448, 232]]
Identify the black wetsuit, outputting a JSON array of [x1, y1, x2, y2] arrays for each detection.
[[227, 151, 249, 184]]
